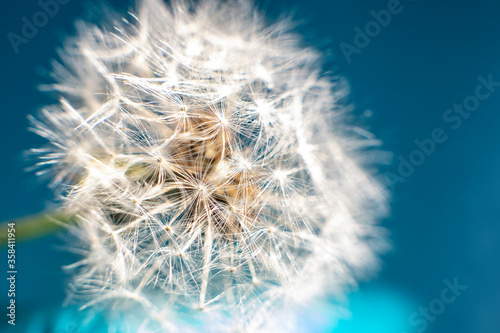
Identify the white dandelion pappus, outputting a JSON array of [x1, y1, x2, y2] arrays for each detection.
[[29, 0, 388, 331]]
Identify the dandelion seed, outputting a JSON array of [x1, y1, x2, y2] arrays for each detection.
[[30, 0, 388, 331]]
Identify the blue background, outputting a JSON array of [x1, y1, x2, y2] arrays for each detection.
[[1, 0, 499, 332]]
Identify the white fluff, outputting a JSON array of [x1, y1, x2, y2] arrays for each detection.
[[30, 0, 388, 331]]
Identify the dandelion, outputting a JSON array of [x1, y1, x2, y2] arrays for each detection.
[[30, 0, 388, 331]]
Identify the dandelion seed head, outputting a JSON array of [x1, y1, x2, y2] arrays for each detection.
[[30, 0, 389, 331]]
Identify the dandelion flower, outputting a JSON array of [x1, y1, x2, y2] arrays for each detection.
[[30, 0, 388, 331]]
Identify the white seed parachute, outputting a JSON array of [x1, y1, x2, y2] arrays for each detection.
[[30, 0, 388, 331]]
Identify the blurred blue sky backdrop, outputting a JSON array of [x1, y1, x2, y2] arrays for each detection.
[[1, 0, 499, 332]]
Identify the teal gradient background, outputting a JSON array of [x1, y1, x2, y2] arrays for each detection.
[[1, 0, 499, 332]]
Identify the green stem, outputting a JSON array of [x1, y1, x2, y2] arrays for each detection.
[[0, 210, 74, 247]]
